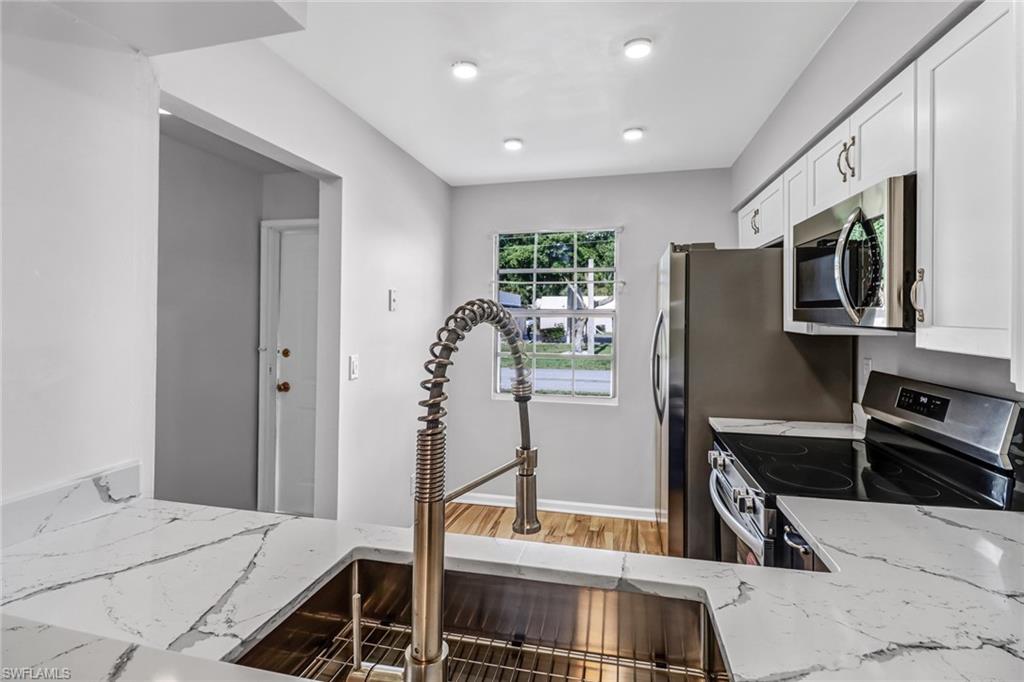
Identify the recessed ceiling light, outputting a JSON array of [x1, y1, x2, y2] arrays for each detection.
[[623, 127, 645, 142], [451, 61, 479, 80], [158, 108, 172, 116], [624, 38, 653, 60], [503, 138, 524, 152]]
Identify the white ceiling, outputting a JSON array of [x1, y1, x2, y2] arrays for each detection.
[[264, 2, 853, 186]]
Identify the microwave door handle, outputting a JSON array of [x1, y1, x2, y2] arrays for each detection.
[[709, 470, 763, 558], [650, 309, 666, 421], [833, 207, 864, 324]]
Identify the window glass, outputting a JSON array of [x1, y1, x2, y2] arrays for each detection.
[[494, 229, 617, 401]]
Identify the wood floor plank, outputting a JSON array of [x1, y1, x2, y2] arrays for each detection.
[[445, 503, 664, 556]]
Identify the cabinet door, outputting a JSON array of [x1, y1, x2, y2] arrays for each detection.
[[848, 64, 916, 194], [782, 158, 811, 333], [807, 120, 852, 214], [1014, 2, 1024, 392], [916, 1, 1014, 358], [755, 177, 784, 247], [737, 200, 758, 249]]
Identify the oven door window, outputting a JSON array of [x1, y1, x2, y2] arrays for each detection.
[[794, 214, 885, 312]]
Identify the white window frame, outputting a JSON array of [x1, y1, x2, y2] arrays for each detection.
[[491, 227, 621, 406]]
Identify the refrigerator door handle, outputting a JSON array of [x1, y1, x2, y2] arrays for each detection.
[[650, 309, 666, 422]]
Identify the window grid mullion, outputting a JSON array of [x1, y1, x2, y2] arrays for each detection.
[[509, 310, 616, 318], [497, 267, 616, 274]]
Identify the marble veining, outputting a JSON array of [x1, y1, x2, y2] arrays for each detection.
[[709, 417, 865, 440], [2, 462, 139, 548], [2, 614, 296, 681], [1, 495, 1021, 681]]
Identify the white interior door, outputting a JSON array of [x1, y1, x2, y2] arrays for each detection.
[[259, 220, 318, 515]]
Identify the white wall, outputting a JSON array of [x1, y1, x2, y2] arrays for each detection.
[[153, 41, 452, 526], [447, 170, 734, 513], [730, 1, 971, 207], [155, 134, 264, 510], [857, 336, 1024, 403], [1, 2, 159, 500]]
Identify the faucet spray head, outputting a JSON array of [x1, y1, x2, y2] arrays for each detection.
[[512, 447, 541, 535]]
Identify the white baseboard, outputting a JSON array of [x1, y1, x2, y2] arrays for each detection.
[[458, 493, 657, 522]]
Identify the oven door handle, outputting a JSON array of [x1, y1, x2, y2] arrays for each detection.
[[833, 206, 865, 324], [709, 470, 763, 556]]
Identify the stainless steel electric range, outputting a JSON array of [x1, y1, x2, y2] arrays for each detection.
[[708, 371, 1024, 570]]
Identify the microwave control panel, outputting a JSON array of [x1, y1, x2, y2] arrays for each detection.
[[896, 387, 951, 422]]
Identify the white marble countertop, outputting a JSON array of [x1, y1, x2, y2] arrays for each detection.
[[709, 416, 865, 440], [2, 613, 297, 681], [2, 496, 1022, 681]]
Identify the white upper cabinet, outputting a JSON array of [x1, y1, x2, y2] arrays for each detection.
[[737, 202, 758, 248], [737, 176, 784, 249], [915, 1, 1015, 359], [848, 65, 916, 194], [807, 120, 852, 215], [808, 64, 916, 216]]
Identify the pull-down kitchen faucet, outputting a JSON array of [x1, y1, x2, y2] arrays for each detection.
[[402, 298, 540, 682]]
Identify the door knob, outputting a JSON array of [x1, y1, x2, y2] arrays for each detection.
[[276, 381, 291, 393], [281, 348, 291, 358]]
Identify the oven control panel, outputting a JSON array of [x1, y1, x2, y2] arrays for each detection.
[[896, 387, 950, 422]]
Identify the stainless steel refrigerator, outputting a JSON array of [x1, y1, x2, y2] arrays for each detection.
[[652, 244, 853, 559]]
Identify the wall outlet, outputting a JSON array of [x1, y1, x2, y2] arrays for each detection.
[[388, 288, 398, 312], [348, 354, 360, 380]]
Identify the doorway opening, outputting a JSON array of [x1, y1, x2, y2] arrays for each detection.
[[155, 115, 323, 516], [259, 219, 319, 515]]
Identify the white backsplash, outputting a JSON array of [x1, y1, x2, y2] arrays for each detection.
[[857, 333, 1024, 401], [1, 461, 139, 548]]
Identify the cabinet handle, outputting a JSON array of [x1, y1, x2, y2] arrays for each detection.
[[843, 135, 857, 178], [837, 142, 848, 183], [910, 267, 925, 323], [751, 209, 760, 235], [783, 525, 811, 555]]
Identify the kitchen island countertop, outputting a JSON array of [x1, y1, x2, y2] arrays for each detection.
[[1, 494, 1021, 681]]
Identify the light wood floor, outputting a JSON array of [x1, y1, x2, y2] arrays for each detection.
[[445, 502, 665, 556]]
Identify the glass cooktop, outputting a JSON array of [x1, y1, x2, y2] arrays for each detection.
[[715, 422, 1020, 510]]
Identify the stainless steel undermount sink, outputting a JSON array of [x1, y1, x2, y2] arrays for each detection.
[[237, 559, 729, 682]]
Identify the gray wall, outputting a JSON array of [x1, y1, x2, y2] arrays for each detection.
[[262, 171, 319, 220], [447, 170, 735, 513], [156, 135, 264, 509], [858, 335, 1023, 402], [156, 141, 323, 510], [730, 1, 972, 208]]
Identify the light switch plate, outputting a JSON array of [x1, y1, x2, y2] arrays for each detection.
[[388, 289, 398, 312], [862, 357, 872, 386], [349, 354, 360, 380]]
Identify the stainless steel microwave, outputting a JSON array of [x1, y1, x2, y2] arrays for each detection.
[[792, 175, 916, 330]]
